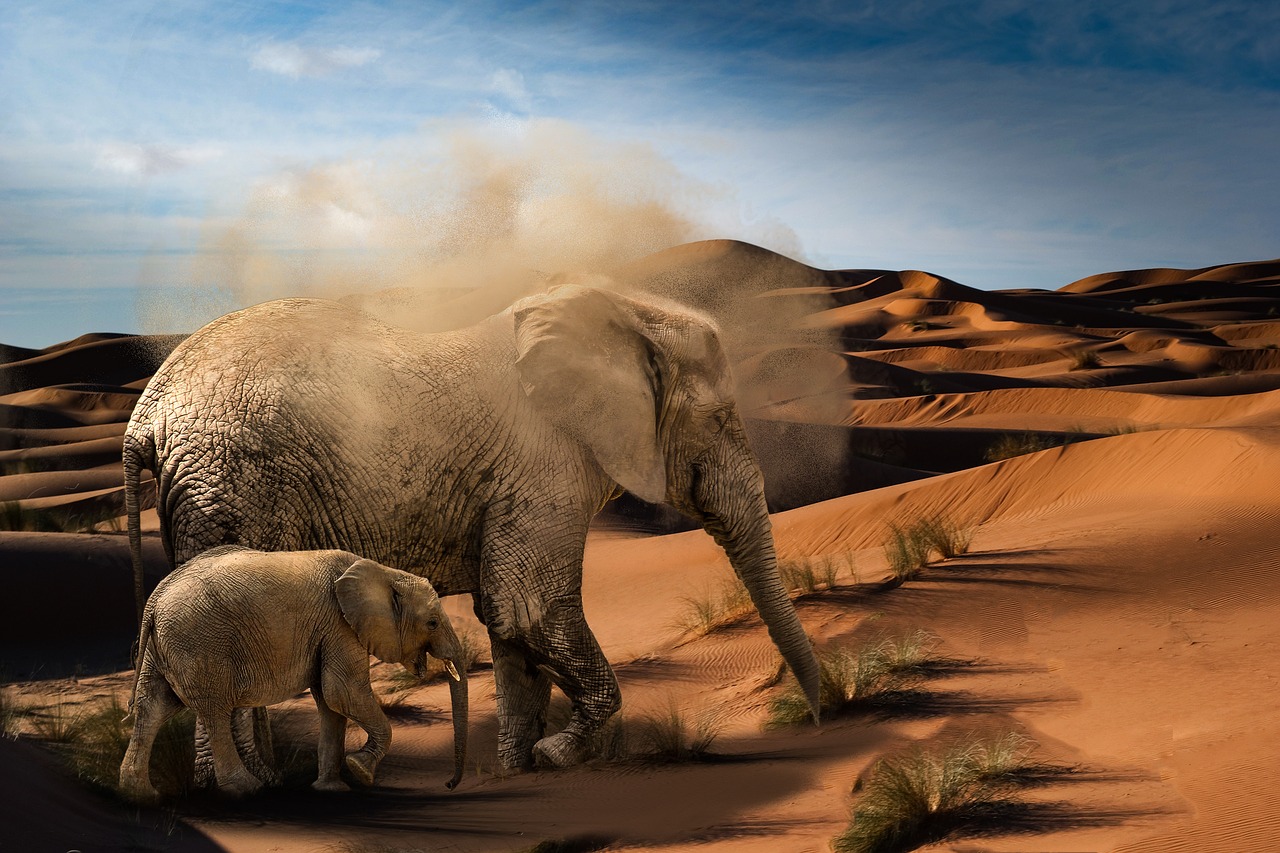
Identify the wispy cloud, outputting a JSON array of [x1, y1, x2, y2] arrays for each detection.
[[94, 142, 223, 177], [251, 42, 382, 78]]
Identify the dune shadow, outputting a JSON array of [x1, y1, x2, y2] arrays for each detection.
[[924, 554, 1114, 594], [837, 687, 1068, 722], [178, 783, 530, 836], [919, 798, 1170, 848]]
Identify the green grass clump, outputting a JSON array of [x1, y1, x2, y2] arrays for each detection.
[[767, 631, 943, 726], [834, 733, 1037, 853], [883, 514, 973, 581]]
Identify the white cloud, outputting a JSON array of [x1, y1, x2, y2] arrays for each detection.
[[488, 68, 532, 111], [94, 142, 223, 176], [251, 42, 382, 78]]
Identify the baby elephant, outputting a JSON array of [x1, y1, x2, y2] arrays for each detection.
[[119, 546, 468, 802]]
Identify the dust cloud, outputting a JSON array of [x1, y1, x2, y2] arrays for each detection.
[[145, 117, 849, 510]]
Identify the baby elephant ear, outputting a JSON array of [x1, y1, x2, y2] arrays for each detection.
[[335, 559, 404, 664], [512, 284, 667, 503]]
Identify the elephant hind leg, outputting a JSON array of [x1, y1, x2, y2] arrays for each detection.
[[232, 706, 278, 785], [490, 635, 551, 771], [119, 663, 183, 803]]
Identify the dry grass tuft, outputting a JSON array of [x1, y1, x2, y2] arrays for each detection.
[[633, 703, 722, 763], [679, 554, 853, 637], [883, 514, 974, 581], [767, 631, 946, 726], [676, 577, 755, 636], [1067, 348, 1102, 370], [834, 733, 1039, 853], [779, 553, 848, 594], [984, 432, 1061, 462], [26, 695, 197, 796]]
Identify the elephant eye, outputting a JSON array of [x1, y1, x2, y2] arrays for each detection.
[[427, 618, 439, 630], [709, 405, 731, 432]]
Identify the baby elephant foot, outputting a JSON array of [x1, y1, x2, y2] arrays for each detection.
[[118, 774, 161, 805], [311, 777, 351, 793], [344, 750, 379, 787], [532, 731, 588, 768]]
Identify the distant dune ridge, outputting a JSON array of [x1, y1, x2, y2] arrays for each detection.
[[4, 240, 1280, 852]]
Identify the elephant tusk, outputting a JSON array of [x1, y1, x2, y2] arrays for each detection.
[[444, 659, 461, 681]]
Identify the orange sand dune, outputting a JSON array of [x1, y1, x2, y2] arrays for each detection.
[[5, 243, 1280, 852]]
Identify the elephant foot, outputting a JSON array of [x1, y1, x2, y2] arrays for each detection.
[[218, 769, 264, 799], [312, 778, 351, 793], [345, 751, 379, 787], [532, 731, 588, 769], [193, 755, 217, 790]]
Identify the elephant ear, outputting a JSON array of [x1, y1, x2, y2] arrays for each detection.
[[334, 559, 405, 664], [513, 285, 667, 503]]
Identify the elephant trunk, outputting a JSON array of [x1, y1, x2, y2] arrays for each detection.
[[694, 433, 822, 723], [446, 669, 468, 789], [432, 622, 469, 790]]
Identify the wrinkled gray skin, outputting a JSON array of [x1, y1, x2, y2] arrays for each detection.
[[119, 547, 468, 802], [124, 284, 821, 772]]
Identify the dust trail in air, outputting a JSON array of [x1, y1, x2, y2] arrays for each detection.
[[140, 117, 847, 509]]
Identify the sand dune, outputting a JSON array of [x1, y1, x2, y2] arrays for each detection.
[[5, 242, 1280, 852]]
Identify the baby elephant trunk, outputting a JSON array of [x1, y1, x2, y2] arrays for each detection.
[[430, 621, 469, 790]]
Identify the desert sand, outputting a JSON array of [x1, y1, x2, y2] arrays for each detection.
[[3, 240, 1280, 852]]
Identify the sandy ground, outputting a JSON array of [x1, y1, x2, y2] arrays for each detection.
[[3, 241, 1280, 852]]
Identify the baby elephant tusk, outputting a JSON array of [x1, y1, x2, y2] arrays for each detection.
[[444, 659, 461, 681]]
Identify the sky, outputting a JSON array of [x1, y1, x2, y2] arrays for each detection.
[[2, 0, 1278, 346]]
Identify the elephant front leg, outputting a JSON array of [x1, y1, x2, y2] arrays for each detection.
[[310, 686, 350, 792], [484, 593, 621, 770], [527, 602, 621, 769], [319, 669, 391, 787]]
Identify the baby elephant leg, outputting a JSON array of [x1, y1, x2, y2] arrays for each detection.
[[310, 686, 350, 792], [119, 664, 183, 803], [202, 711, 264, 798], [320, 671, 390, 787]]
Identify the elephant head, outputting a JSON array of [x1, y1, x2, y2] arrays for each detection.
[[335, 559, 469, 788], [512, 284, 821, 721]]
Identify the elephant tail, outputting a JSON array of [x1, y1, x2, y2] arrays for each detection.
[[126, 599, 155, 720], [123, 432, 150, 631]]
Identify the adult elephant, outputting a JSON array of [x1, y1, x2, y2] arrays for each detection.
[[125, 284, 821, 770]]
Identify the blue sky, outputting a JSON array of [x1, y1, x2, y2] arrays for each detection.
[[2, 1, 1278, 346]]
